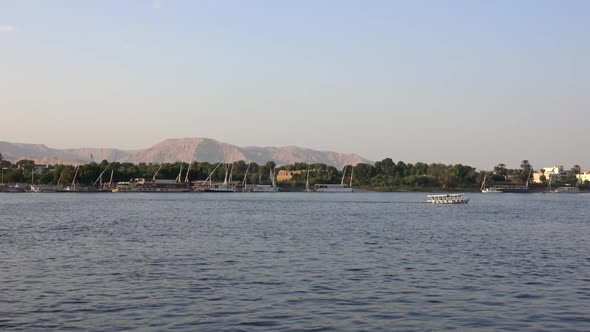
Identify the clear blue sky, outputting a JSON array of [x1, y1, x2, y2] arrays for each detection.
[[1, 0, 588, 169]]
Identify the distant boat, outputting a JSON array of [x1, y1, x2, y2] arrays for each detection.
[[427, 194, 469, 204], [0, 184, 26, 193], [481, 174, 503, 193], [113, 178, 190, 193], [481, 171, 531, 193], [29, 184, 57, 193], [53, 164, 111, 193], [92, 155, 118, 192], [308, 165, 355, 193], [192, 163, 239, 192], [481, 187, 503, 193], [29, 167, 58, 192], [243, 164, 279, 192], [547, 174, 580, 193], [553, 185, 580, 193], [56, 165, 81, 192], [112, 163, 190, 192], [311, 184, 354, 192]]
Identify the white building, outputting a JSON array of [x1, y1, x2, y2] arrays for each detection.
[[532, 166, 568, 183], [577, 171, 590, 184]]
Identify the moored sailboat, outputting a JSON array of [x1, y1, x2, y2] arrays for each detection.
[[547, 174, 580, 193], [308, 165, 355, 193], [244, 164, 279, 192], [113, 163, 191, 192], [192, 163, 239, 192], [481, 174, 503, 193]]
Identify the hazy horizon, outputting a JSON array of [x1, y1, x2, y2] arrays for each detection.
[[1, 136, 586, 171], [1, 1, 588, 170]]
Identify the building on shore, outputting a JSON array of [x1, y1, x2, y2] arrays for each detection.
[[577, 171, 590, 184], [532, 166, 590, 185], [15, 163, 55, 174], [276, 170, 304, 182], [532, 166, 568, 184]]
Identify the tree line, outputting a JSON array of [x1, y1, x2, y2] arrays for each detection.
[[1, 153, 585, 190]]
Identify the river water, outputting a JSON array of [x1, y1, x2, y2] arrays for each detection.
[[1, 192, 589, 331]]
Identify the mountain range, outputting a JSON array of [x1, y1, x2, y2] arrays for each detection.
[[0, 138, 371, 169]]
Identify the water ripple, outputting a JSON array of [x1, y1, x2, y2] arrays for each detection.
[[0, 192, 589, 331]]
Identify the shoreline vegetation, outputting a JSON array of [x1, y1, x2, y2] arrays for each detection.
[[0, 155, 587, 192]]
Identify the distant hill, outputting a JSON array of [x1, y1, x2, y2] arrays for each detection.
[[0, 138, 371, 169]]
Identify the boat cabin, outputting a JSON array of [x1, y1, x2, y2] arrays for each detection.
[[427, 193, 469, 204]]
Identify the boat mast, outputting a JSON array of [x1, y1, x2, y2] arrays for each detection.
[[72, 165, 80, 188], [305, 162, 310, 191], [109, 153, 117, 188], [57, 170, 63, 186], [153, 164, 163, 181], [547, 173, 553, 192], [109, 166, 115, 187], [204, 162, 222, 186], [184, 160, 193, 183], [341, 166, 347, 186], [223, 164, 229, 185], [243, 162, 251, 189], [270, 167, 276, 188], [350, 166, 354, 187], [481, 174, 487, 191], [176, 163, 184, 183], [94, 159, 116, 186], [229, 163, 233, 183]]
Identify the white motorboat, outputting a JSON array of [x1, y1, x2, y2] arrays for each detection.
[[553, 184, 580, 193], [427, 194, 469, 204]]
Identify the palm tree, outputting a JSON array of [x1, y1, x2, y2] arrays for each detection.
[[494, 163, 508, 178]]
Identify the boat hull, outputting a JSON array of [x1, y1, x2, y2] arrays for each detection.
[[245, 187, 279, 193], [313, 188, 354, 193], [428, 199, 469, 204]]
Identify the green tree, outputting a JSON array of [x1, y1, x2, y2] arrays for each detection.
[[494, 163, 508, 177], [572, 165, 581, 174], [379, 158, 395, 176], [16, 159, 36, 169], [519, 160, 533, 182]]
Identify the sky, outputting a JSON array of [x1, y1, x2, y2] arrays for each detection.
[[0, 0, 588, 170]]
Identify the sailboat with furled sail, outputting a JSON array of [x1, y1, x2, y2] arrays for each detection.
[[481, 174, 503, 193], [547, 173, 581, 193], [243, 163, 279, 192], [56, 165, 82, 192], [307, 165, 355, 192], [192, 162, 239, 192], [206, 162, 239, 192], [113, 162, 191, 192], [92, 157, 118, 192]]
